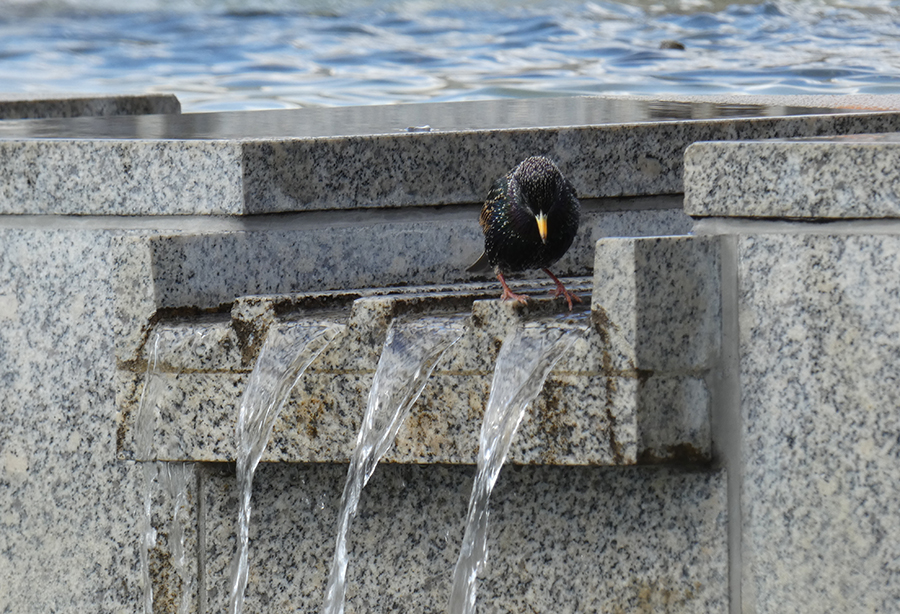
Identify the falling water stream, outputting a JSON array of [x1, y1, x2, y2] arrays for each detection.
[[158, 462, 196, 614], [321, 316, 465, 614], [136, 310, 584, 614], [448, 318, 585, 614], [229, 320, 344, 614], [135, 329, 200, 614], [135, 331, 163, 614]]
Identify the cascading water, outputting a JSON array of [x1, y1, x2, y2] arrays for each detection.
[[321, 316, 465, 614], [158, 462, 196, 614], [135, 329, 199, 614], [229, 320, 344, 614], [135, 330, 163, 614], [448, 318, 585, 614]]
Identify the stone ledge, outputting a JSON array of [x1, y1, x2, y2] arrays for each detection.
[[685, 132, 900, 219], [3, 96, 899, 215], [116, 235, 720, 467], [109, 205, 692, 364], [0, 93, 180, 120]]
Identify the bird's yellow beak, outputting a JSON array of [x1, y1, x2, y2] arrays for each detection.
[[536, 212, 548, 244]]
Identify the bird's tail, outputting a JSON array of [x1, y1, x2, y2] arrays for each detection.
[[465, 251, 492, 274]]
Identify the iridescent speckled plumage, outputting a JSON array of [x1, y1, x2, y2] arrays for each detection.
[[467, 156, 581, 310]]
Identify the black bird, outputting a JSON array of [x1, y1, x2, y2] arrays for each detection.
[[467, 156, 581, 310]]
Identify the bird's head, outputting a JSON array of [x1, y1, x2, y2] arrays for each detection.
[[512, 156, 567, 245]]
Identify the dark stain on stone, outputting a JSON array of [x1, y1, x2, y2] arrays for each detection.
[[492, 337, 503, 354], [271, 293, 360, 317], [231, 316, 267, 369], [116, 409, 129, 458], [591, 305, 613, 347], [118, 303, 232, 372], [149, 541, 177, 614], [591, 305, 627, 463], [638, 443, 710, 466], [470, 310, 485, 329], [301, 398, 326, 440], [604, 381, 625, 464], [602, 356, 625, 465], [536, 379, 566, 464], [635, 368, 654, 386]]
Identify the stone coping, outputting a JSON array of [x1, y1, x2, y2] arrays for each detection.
[[0, 93, 181, 120], [2, 95, 900, 215], [685, 131, 900, 219]]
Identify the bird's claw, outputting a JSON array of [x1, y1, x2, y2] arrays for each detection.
[[500, 286, 530, 305], [497, 272, 529, 305], [549, 285, 582, 311], [542, 268, 582, 311]]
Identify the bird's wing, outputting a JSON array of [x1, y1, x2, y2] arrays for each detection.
[[469, 175, 512, 274], [479, 178, 507, 233]]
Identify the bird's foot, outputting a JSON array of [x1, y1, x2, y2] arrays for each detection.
[[543, 268, 582, 311], [497, 272, 529, 305], [500, 286, 530, 305]]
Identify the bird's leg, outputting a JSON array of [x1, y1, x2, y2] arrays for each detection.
[[542, 268, 582, 311], [497, 272, 529, 305]]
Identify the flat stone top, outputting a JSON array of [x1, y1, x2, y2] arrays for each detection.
[[0, 96, 842, 140], [2, 95, 899, 216], [685, 131, 900, 219], [0, 93, 180, 120]]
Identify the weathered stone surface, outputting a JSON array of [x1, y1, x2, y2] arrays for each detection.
[[3, 96, 899, 215], [593, 235, 721, 463], [118, 286, 646, 466], [201, 463, 727, 614], [118, 236, 722, 467], [685, 133, 900, 219], [736, 233, 900, 612]]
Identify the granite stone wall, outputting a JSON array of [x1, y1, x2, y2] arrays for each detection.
[[3, 95, 900, 613], [687, 132, 900, 613]]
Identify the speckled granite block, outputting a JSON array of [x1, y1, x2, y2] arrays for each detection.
[[736, 233, 900, 612], [110, 205, 692, 364], [200, 463, 726, 614], [592, 235, 720, 462], [2, 98, 900, 214], [0, 93, 180, 120], [685, 133, 900, 219], [117, 287, 649, 466], [113, 209, 711, 467], [0, 139, 245, 215], [0, 228, 169, 613]]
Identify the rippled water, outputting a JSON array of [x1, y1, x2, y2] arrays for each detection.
[[1, 0, 898, 112]]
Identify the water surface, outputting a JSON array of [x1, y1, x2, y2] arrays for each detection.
[[1, 0, 899, 112]]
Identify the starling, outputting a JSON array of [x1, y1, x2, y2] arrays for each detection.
[[467, 156, 581, 310]]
